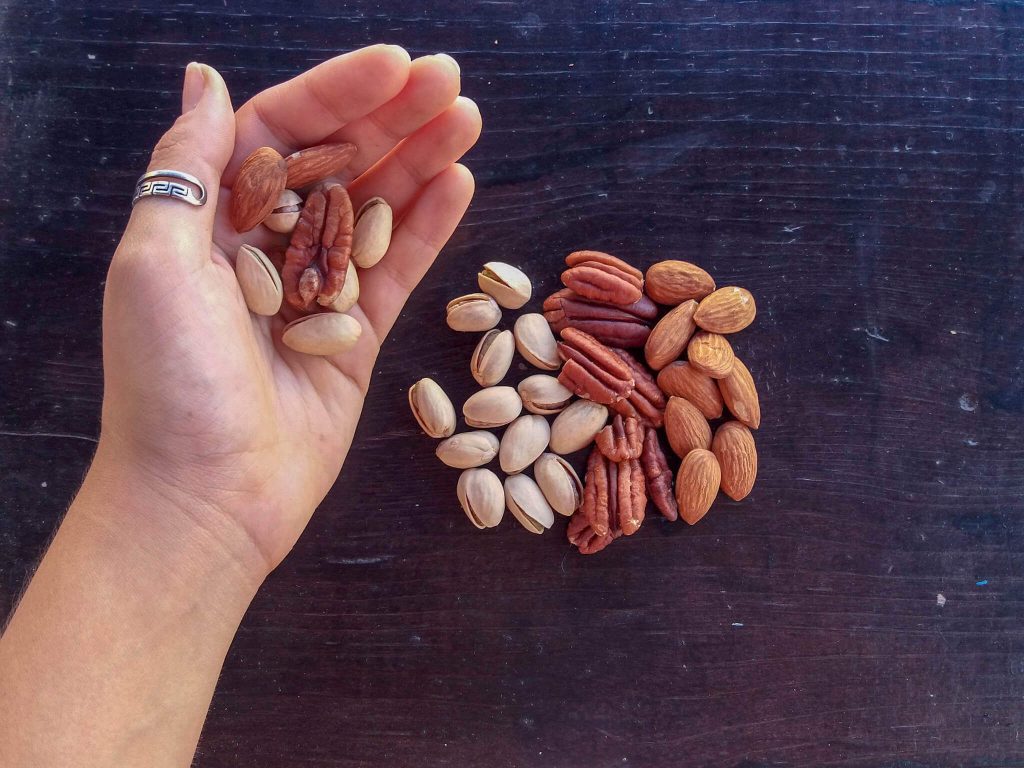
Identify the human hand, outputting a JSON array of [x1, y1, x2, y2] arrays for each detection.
[[98, 46, 480, 576]]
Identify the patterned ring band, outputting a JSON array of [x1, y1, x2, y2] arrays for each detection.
[[132, 169, 208, 208]]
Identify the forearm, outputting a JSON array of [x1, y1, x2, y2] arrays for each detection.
[[0, 445, 265, 768]]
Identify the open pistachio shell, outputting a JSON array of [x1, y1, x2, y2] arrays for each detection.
[[235, 244, 283, 316], [514, 313, 560, 370], [436, 431, 500, 469], [446, 293, 502, 332], [328, 261, 360, 313], [351, 197, 393, 268], [517, 374, 573, 415], [478, 262, 532, 309], [281, 312, 361, 356], [470, 329, 514, 387], [463, 386, 522, 428], [408, 377, 456, 438], [503, 474, 555, 534], [498, 415, 551, 475], [549, 399, 609, 455], [533, 453, 583, 516], [457, 468, 505, 529]]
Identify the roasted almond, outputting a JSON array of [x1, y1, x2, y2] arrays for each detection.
[[644, 299, 697, 371], [687, 331, 735, 379], [718, 357, 760, 429], [285, 142, 357, 189], [656, 361, 723, 420], [712, 421, 757, 501], [675, 448, 720, 525], [645, 260, 716, 304], [694, 286, 756, 334], [230, 147, 288, 232], [663, 396, 711, 458]]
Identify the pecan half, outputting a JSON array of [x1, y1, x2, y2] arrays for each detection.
[[571, 441, 646, 552], [561, 250, 644, 306], [641, 427, 678, 521], [608, 348, 667, 427], [543, 288, 655, 348], [282, 184, 354, 311], [557, 328, 635, 405], [619, 457, 646, 536], [567, 505, 618, 555], [595, 415, 643, 462], [583, 444, 611, 537]]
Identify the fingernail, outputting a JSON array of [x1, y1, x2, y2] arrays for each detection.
[[181, 62, 206, 115], [384, 44, 411, 63], [433, 53, 460, 74]]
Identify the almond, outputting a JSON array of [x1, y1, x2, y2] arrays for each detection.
[[712, 421, 757, 501], [230, 147, 288, 232], [675, 449, 720, 525], [643, 299, 697, 371], [284, 142, 357, 189], [656, 361, 723, 419], [663, 396, 711, 458], [645, 260, 716, 305], [687, 331, 735, 379], [694, 286, 756, 334], [718, 357, 760, 429]]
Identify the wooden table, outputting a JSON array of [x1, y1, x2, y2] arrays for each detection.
[[2, 3, 1022, 765]]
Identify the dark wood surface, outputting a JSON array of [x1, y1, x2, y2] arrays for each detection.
[[2, 2, 1023, 766]]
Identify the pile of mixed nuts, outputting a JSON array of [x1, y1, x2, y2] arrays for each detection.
[[228, 141, 391, 355], [410, 252, 761, 555]]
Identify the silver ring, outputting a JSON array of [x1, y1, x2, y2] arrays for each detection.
[[132, 169, 208, 208]]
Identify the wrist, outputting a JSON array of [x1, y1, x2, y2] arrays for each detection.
[[75, 440, 271, 605]]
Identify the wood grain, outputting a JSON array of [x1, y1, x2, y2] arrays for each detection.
[[2, 2, 1023, 766]]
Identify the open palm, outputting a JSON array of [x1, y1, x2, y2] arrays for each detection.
[[101, 46, 479, 573]]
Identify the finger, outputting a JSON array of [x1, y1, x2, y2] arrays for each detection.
[[346, 97, 481, 216], [328, 53, 461, 181], [358, 163, 475, 339], [225, 44, 411, 183], [212, 94, 479, 260], [119, 63, 234, 270]]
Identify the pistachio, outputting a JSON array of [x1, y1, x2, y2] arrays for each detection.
[[457, 468, 505, 529], [436, 431, 500, 469], [463, 386, 522, 428], [261, 189, 303, 233], [517, 374, 573, 415], [549, 399, 609, 455], [328, 261, 360, 313], [351, 196, 393, 268], [478, 262, 532, 309], [282, 312, 361, 356], [533, 453, 583, 516], [470, 329, 514, 387], [503, 474, 555, 534], [446, 293, 502, 332], [408, 377, 456, 438], [514, 313, 560, 370], [235, 244, 283, 316], [499, 415, 551, 474]]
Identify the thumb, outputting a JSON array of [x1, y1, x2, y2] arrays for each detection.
[[120, 62, 235, 267]]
